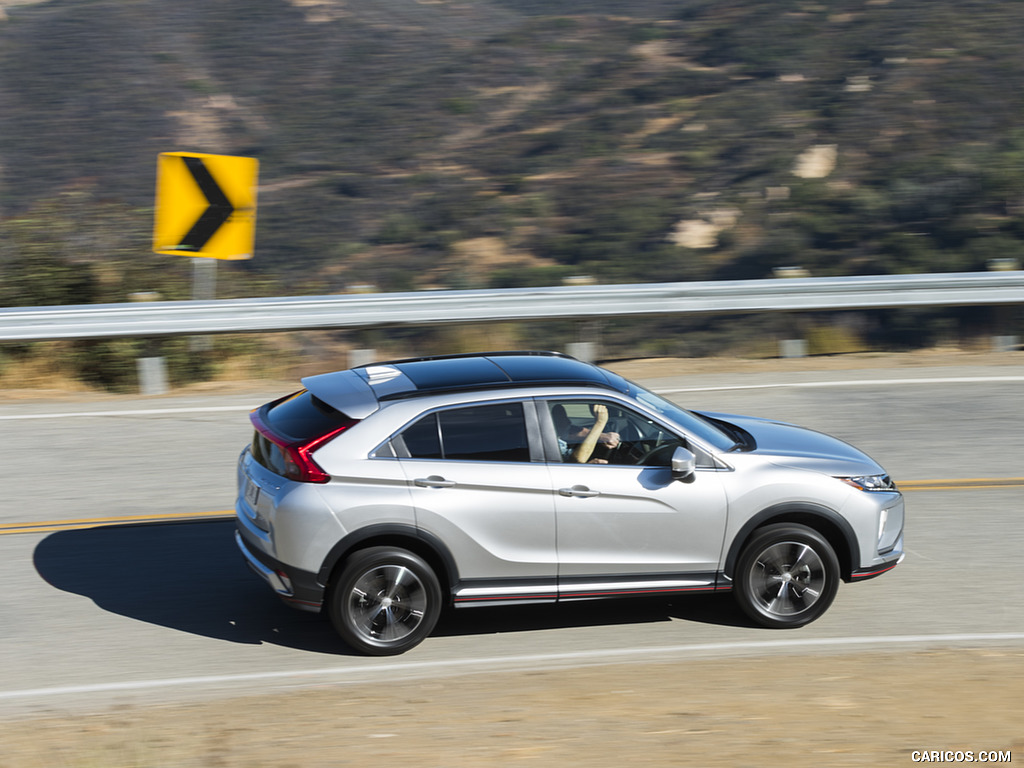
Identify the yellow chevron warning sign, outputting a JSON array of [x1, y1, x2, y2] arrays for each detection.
[[154, 152, 259, 260]]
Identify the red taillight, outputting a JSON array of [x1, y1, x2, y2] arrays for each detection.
[[250, 410, 355, 484]]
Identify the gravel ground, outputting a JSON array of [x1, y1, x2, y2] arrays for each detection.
[[0, 649, 1021, 767]]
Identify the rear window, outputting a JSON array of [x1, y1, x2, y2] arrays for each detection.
[[251, 390, 357, 478], [263, 390, 353, 441]]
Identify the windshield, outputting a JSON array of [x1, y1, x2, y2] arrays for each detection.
[[626, 382, 738, 452]]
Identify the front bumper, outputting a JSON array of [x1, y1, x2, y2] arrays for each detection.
[[235, 528, 324, 612], [850, 533, 905, 581]]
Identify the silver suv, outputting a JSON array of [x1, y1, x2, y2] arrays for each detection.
[[235, 351, 904, 655]]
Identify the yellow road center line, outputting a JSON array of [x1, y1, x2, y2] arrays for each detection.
[[898, 477, 1024, 491], [0, 510, 233, 535]]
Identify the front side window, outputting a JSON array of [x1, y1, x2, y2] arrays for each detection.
[[399, 402, 530, 463], [625, 382, 737, 452], [548, 400, 691, 467]]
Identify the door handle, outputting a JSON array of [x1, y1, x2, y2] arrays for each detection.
[[414, 476, 456, 488], [558, 485, 600, 498]]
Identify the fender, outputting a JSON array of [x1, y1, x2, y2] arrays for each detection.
[[722, 502, 859, 581], [316, 523, 460, 589]]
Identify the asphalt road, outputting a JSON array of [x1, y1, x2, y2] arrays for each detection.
[[1, 364, 1023, 717]]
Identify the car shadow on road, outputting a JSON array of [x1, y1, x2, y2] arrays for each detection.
[[33, 520, 752, 656], [33, 520, 347, 656], [435, 594, 751, 639]]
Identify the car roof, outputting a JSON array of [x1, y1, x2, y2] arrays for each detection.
[[301, 351, 630, 419]]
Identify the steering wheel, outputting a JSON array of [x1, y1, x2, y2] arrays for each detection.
[[632, 442, 679, 467], [592, 439, 621, 463], [595, 436, 659, 465]]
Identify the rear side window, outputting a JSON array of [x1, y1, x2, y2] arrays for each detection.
[[401, 414, 443, 459], [399, 403, 530, 463]]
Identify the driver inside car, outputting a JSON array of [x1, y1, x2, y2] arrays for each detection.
[[552, 403, 621, 464]]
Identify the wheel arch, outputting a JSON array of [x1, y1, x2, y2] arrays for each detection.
[[724, 503, 858, 582], [317, 524, 459, 600]]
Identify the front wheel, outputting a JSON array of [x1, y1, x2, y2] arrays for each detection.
[[733, 524, 840, 628], [328, 547, 442, 656]]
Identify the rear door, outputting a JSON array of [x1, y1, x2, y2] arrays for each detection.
[[394, 400, 557, 606]]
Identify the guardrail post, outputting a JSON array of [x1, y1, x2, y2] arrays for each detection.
[[129, 292, 169, 395], [992, 335, 1018, 352], [779, 338, 808, 358], [567, 319, 601, 362], [773, 267, 810, 358], [137, 356, 169, 396], [986, 259, 1020, 352], [567, 341, 597, 362], [349, 348, 376, 367]]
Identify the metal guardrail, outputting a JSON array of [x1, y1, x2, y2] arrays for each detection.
[[1, 271, 1022, 342]]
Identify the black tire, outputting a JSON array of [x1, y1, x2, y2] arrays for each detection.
[[328, 546, 442, 656], [733, 523, 840, 628]]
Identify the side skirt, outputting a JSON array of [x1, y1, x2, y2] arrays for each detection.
[[452, 572, 724, 608], [452, 578, 558, 608], [558, 572, 721, 601]]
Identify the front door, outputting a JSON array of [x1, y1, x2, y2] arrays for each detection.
[[543, 399, 729, 599]]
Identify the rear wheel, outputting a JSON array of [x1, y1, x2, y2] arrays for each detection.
[[328, 547, 442, 656], [734, 524, 840, 628]]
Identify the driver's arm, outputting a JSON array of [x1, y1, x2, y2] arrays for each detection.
[[573, 404, 610, 464]]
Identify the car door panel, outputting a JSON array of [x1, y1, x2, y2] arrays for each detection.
[[549, 464, 728, 579], [541, 397, 730, 597], [402, 460, 556, 573], [394, 400, 557, 605]]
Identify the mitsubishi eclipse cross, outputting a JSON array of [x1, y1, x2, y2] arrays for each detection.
[[235, 351, 904, 655]]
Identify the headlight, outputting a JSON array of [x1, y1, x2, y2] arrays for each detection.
[[837, 474, 896, 492]]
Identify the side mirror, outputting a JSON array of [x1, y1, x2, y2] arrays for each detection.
[[671, 446, 697, 481]]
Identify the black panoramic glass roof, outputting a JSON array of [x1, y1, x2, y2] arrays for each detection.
[[339, 352, 629, 404], [488, 354, 612, 386], [396, 357, 510, 389]]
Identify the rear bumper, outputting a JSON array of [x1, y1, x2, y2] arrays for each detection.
[[235, 528, 324, 612]]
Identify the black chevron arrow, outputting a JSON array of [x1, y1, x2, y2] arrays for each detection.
[[178, 156, 235, 252]]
